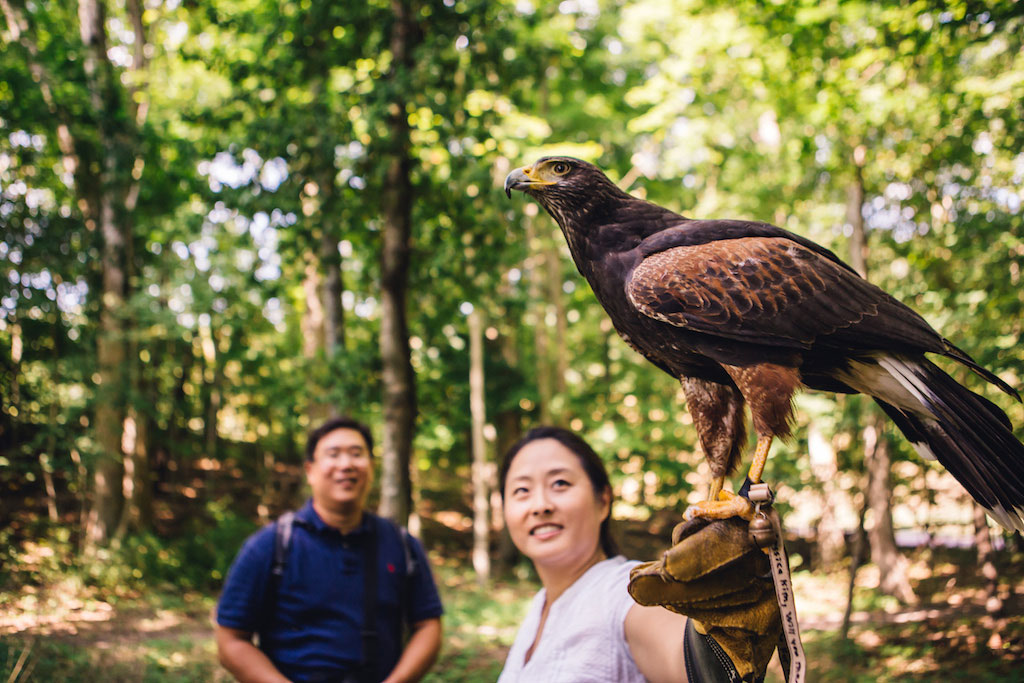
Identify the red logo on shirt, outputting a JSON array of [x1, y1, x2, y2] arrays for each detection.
[[387, 563, 396, 573]]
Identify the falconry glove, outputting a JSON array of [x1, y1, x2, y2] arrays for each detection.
[[628, 516, 782, 682]]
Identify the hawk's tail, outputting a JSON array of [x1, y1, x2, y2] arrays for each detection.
[[873, 356, 1024, 533]]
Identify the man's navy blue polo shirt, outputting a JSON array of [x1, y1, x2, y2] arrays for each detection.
[[217, 500, 443, 683]]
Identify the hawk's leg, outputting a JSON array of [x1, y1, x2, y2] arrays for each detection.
[[707, 476, 724, 501], [679, 378, 752, 520], [731, 361, 799, 490], [683, 364, 798, 521], [747, 435, 773, 484]]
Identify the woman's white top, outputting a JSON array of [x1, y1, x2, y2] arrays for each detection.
[[497, 555, 647, 682]]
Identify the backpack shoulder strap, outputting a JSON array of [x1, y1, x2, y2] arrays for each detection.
[[259, 510, 299, 638], [359, 515, 380, 683], [399, 526, 417, 577], [272, 510, 296, 578]]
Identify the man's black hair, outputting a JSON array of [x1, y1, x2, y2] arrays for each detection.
[[305, 416, 374, 461]]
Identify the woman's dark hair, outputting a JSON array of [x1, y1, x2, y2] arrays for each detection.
[[499, 425, 619, 558], [305, 416, 374, 461]]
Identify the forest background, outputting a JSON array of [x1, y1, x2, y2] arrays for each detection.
[[2, 0, 1023, 680]]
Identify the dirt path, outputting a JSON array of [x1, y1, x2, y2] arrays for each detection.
[[1, 581, 213, 645]]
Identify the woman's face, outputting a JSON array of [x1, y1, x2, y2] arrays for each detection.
[[503, 438, 610, 571]]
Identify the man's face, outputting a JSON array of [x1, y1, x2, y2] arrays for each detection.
[[305, 428, 374, 513]]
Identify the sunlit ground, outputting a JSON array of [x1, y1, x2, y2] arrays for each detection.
[[2, 543, 1022, 682]]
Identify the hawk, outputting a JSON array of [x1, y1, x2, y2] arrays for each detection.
[[505, 156, 1024, 531]]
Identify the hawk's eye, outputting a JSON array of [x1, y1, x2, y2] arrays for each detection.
[[552, 162, 570, 175]]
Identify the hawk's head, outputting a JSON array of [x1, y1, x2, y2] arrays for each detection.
[[504, 156, 625, 228], [503, 156, 592, 196]]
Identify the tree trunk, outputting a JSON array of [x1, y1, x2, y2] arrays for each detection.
[[973, 502, 1002, 613], [118, 251, 153, 536], [841, 490, 868, 641], [8, 324, 25, 520], [81, 0, 130, 548], [864, 421, 916, 603], [530, 77, 558, 418], [319, 188, 343, 421], [525, 217, 552, 423], [16, 321, 59, 522], [127, 403, 153, 529], [808, 422, 845, 570], [302, 255, 332, 424], [318, 145, 344, 359], [847, 154, 915, 603], [117, 327, 152, 536], [46, 0, 150, 549], [116, 305, 146, 542], [297, 62, 344, 421], [115, 404, 153, 538], [545, 237, 569, 399], [302, 256, 327, 359], [469, 309, 490, 584], [846, 158, 867, 279], [88, 332, 126, 546], [377, 0, 418, 524], [493, 328, 522, 572], [321, 222, 344, 356], [200, 317, 223, 461], [493, 409, 520, 571], [39, 452, 59, 523], [165, 336, 191, 485], [299, 84, 344, 361]]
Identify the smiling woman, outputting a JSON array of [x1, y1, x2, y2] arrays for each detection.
[[496, 426, 688, 683], [501, 428, 615, 577]]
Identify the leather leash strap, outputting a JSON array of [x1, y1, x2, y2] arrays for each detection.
[[748, 483, 806, 683]]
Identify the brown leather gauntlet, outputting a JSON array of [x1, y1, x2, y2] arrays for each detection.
[[628, 516, 782, 681]]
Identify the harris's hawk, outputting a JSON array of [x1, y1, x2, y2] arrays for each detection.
[[505, 156, 1024, 531]]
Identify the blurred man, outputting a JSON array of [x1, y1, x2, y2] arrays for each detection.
[[216, 416, 443, 683]]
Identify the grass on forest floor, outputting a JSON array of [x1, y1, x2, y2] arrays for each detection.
[[425, 559, 534, 682], [2, 544, 1023, 682], [0, 557, 534, 683]]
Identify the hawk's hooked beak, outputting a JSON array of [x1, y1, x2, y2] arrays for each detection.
[[504, 165, 551, 198]]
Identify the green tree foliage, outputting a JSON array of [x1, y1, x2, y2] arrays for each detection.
[[1, 0, 1021, 567]]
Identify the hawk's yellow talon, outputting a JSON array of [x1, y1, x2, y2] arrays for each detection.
[[683, 492, 755, 522]]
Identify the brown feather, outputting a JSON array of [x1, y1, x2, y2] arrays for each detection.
[[720, 362, 801, 441], [681, 377, 747, 478], [626, 237, 892, 348]]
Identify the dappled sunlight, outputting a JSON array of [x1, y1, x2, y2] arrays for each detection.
[[135, 609, 190, 635], [434, 509, 473, 532], [1, 592, 114, 637], [855, 629, 883, 648]]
